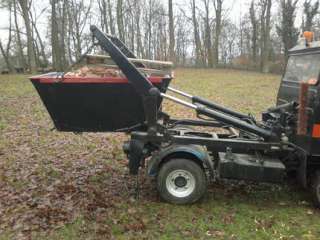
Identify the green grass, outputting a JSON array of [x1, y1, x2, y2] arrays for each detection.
[[0, 69, 320, 240]]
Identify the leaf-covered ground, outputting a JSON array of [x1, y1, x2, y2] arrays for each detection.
[[1, 69, 320, 240]]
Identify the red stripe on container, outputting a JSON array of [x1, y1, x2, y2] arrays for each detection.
[[30, 75, 166, 84]]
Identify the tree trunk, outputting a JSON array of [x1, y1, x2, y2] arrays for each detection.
[[98, 0, 109, 33], [18, 0, 37, 73], [191, 0, 202, 66], [134, 0, 144, 57], [204, 0, 213, 67], [277, 0, 299, 62], [262, 0, 271, 73], [51, 0, 63, 71], [13, 0, 27, 69], [107, 0, 115, 35], [60, 0, 68, 67], [168, 0, 175, 63], [117, 0, 125, 42], [30, 11, 48, 67], [303, 1, 319, 31], [250, 1, 258, 64], [0, 41, 13, 72], [213, 0, 223, 67], [147, 0, 153, 59]]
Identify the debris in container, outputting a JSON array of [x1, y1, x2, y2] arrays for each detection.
[[85, 54, 174, 78], [64, 54, 174, 78], [64, 65, 122, 78]]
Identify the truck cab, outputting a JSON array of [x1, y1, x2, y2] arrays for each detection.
[[277, 40, 320, 156], [277, 50, 320, 104]]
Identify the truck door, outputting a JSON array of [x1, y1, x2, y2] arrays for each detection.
[[277, 53, 320, 106]]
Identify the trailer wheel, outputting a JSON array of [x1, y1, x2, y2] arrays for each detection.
[[157, 159, 207, 204], [311, 171, 320, 208]]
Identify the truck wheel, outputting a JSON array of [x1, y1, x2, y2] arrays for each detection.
[[311, 171, 320, 208], [157, 159, 207, 204]]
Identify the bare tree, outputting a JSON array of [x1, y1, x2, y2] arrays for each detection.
[[0, 0, 306, 73], [175, 13, 190, 65], [0, 1, 13, 72], [303, 0, 319, 31], [154, 4, 168, 60], [213, 0, 223, 67], [191, 0, 203, 66], [168, 0, 175, 63], [220, 20, 238, 66], [144, 0, 160, 59], [107, 0, 115, 35], [203, 0, 213, 67], [13, 0, 27, 69], [30, 5, 48, 67], [259, 0, 272, 73], [249, 1, 258, 63], [67, 0, 92, 60], [133, 0, 144, 57], [277, 0, 299, 61], [50, 0, 67, 71], [117, 0, 125, 42], [97, 0, 109, 33], [18, 0, 37, 72]]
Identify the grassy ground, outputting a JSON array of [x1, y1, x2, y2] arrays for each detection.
[[0, 69, 320, 240]]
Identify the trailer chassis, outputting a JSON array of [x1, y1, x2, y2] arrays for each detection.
[[89, 26, 307, 204]]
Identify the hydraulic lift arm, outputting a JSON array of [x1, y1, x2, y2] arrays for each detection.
[[164, 88, 277, 140], [91, 25, 162, 174], [90, 25, 278, 141], [168, 87, 249, 120], [161, 93, 277, 140]]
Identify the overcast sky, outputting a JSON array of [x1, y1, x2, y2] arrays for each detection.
[[0, 0, 316, 42]]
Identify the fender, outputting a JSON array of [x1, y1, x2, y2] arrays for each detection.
[[148, 144, 213, 177]]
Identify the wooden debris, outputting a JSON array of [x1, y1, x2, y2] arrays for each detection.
[[65, 66, 122, 78], [86, 55, 108, 65], [86, 54, 173, 71], [65, 54, 174, 78]]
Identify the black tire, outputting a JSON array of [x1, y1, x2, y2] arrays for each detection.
[[157, 158, 207, 204], [311, 171, 320, 208]]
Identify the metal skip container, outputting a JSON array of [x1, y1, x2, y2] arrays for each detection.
[[30, 73, 171, 132]]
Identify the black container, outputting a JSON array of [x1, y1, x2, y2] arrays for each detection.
[[30, 73, 171, 132]]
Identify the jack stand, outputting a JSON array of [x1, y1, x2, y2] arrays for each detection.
[[134, 172, 140, 200]]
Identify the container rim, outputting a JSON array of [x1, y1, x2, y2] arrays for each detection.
[[30, 72, 172, 84]]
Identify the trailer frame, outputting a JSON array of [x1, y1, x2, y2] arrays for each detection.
[[86, 26, 316, 205]]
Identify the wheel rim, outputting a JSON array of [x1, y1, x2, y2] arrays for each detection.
[[166, 169, 196, 198]]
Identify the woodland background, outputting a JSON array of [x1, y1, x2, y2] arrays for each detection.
[[2, 1, 320, 239], [0, 0, 320, 74]]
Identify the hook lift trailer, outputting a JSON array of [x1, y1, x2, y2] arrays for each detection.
[[30, 26, 320, 206]]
